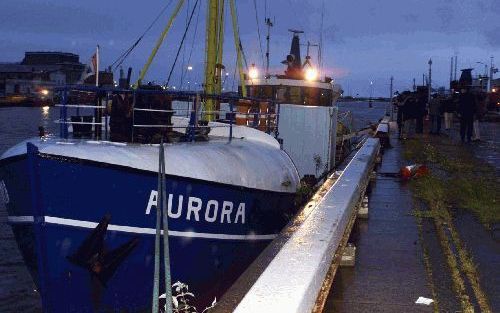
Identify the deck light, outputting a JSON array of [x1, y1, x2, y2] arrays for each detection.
[[305, 68, 318, 81], [493, 88, 497, 93], [249, 64, 259, 80]]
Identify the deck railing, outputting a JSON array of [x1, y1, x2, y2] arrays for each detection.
[[54, 85, 280, 143]]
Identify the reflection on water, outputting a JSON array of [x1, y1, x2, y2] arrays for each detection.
[[0, 106, 58, 154], [42, 106, 50, 118]]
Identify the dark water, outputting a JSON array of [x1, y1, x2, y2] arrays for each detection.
[[0, 103, 387, 312], [337, 101, 390, 131]]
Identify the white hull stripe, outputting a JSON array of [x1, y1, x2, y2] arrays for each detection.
[[7, 216, 277, 241], [7, 216, 34, 223]]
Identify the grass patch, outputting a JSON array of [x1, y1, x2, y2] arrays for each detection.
[[403, 137, 500, 227]]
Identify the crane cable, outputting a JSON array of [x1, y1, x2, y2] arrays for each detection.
[[252, 0, 265, 68], [136, 0, 186, 87], [179, 1, 201, 88], [166, 0, 200, 87], [110, 0, 174, 72], [179, 0, 190, 88]]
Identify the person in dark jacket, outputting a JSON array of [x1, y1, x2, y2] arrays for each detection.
[[428, 94, 442, 134], [396, 91, 410, 138], [415, 90, 427, 134], [402, 94, 417, 139], [457, 88, 476, 143], [442, 95, 455, 130]]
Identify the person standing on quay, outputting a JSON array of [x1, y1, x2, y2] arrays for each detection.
[[443, 94, 456, 130], [415, 89, 427, 134], [396, 91, 410, 138], [457, 88, 476, 143], [428, 94, 442, 135], [472, 93, 487, 141]]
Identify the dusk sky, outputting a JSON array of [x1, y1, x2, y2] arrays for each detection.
[[1, 0, 499, 96]]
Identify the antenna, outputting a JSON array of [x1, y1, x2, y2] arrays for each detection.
[[454, 55, 458, 80], [265, 17, 273, 78], [450, 56, 454, 86], [319, 0, 325, 77]]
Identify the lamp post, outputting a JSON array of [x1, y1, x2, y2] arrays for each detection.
[[187, 66, 193, 90], [476, 62, 488, 92], [428, 58, 432, 104], [389, 76, 394, 119]]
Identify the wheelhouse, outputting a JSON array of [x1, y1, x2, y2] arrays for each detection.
[[241, 77, 336, 107]]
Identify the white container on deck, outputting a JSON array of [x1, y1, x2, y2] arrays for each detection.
[[278, 104, 338, 179]]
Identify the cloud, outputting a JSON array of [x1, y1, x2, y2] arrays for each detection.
[[0, 0, 118, 36]]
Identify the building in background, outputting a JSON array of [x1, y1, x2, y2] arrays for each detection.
[[0, 51, 85, 105]]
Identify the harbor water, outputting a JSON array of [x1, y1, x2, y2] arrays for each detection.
[[0, 102, 388, 312]]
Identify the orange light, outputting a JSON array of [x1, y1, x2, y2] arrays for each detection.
[[249, 65, 259, 80], [305, 68, 318, 81]]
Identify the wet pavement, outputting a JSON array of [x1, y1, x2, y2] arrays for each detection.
[[445, 116, 500, 174], [454, 211, 500, 311], [324, 128, 434, 313], [326, 118, 500, 313]]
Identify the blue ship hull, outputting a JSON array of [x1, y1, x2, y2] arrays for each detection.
[[1, 148, 296, 312]]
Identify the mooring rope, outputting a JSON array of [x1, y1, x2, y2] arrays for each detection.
[[152, 141, 173, 313]]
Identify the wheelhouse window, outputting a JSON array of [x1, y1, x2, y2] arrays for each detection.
[[244, 85, 332, 106]]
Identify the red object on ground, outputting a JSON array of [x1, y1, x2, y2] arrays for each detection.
[[400, 164, 429, 180]]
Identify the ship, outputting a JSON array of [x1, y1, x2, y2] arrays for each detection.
[[0, 2, 302, 312]]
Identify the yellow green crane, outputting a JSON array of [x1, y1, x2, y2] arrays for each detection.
[[135, 0, 186, 87]]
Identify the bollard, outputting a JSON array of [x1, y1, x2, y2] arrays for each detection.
[[340, 243, 356, 267]]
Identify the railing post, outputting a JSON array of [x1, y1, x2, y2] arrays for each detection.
[[62, 88, 68, 139], [274, 102, 281, 139], [131, 91, 136, 143], [104, 92, 109, 140], [229, 99, 234, 142], [266, 101, 271, 134], [188, 94, 198, 142]]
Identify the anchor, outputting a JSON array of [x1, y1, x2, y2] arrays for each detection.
[[67, 214, 139, 309]]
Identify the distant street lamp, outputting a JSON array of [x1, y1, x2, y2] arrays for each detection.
[[476, 62, 488, 91], [187, 66, 193, 90]]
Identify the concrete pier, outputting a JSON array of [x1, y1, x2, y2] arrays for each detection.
[[229, 139, 380, 313], [325, 125, 433, 312]]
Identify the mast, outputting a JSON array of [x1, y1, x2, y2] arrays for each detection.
[[265, 17, 273, 78], [229, 0, 246, 96], [204, 0, 221, 120], [319, 0, 325, 77], [95, 45, 100, 87], [215, 0, 225, 94]]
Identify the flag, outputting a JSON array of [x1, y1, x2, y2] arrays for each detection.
[[79, 51, 98, 83], [90, 52, 97, 74]]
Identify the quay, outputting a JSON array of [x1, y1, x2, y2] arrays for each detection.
[[214, 117, 499, 313]]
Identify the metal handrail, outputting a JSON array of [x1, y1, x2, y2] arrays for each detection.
[[132, 124, 231, 128], [55, 104, 106, 109], [55, 120, 104, 126], [56, 85, 280, 142]]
